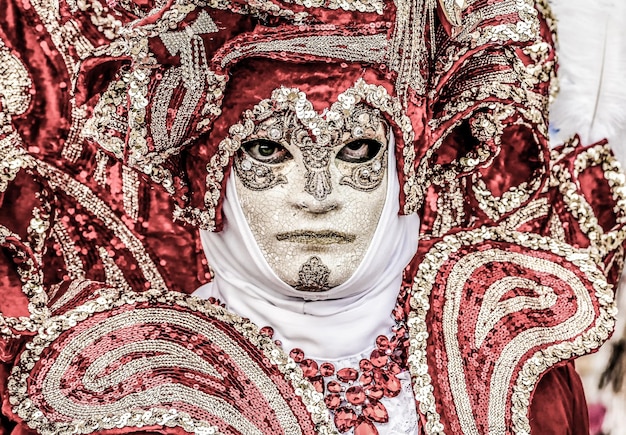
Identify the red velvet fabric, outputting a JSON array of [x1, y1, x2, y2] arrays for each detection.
[[529, 363, 590, 435]]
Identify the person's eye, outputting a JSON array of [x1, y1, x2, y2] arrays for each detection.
[[242, 139, 292, 164], [336, 139, 383, 163]]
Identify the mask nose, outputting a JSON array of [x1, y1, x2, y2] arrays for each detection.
[[305, 170, 332, 201], [288, 154, 343, 213], [299, 146, 336, 201], [296, 197, 340, 214]]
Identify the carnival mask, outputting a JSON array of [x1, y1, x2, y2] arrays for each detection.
[[233, 87, 389, 291]]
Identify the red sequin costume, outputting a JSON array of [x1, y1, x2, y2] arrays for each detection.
[[0, 0, 624, 433]]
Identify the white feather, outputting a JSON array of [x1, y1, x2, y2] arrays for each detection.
[[548, 0, 626, 164]]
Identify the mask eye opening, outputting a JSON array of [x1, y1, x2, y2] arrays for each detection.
[[336, 139, 383, 164], [240, 139, 293, 164]]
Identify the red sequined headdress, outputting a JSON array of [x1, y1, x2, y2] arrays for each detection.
[[1, 0, 625, 434], [76, 0, 555, 231]]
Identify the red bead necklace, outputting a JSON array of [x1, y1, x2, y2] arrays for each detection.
[[259, 292, 410, 435]]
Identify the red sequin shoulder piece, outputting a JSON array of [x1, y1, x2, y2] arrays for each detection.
[[4, 283, 334, 434], [412, 133, 625, 434]]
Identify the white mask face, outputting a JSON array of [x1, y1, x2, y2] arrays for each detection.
[[233, 88, 388, 291]]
